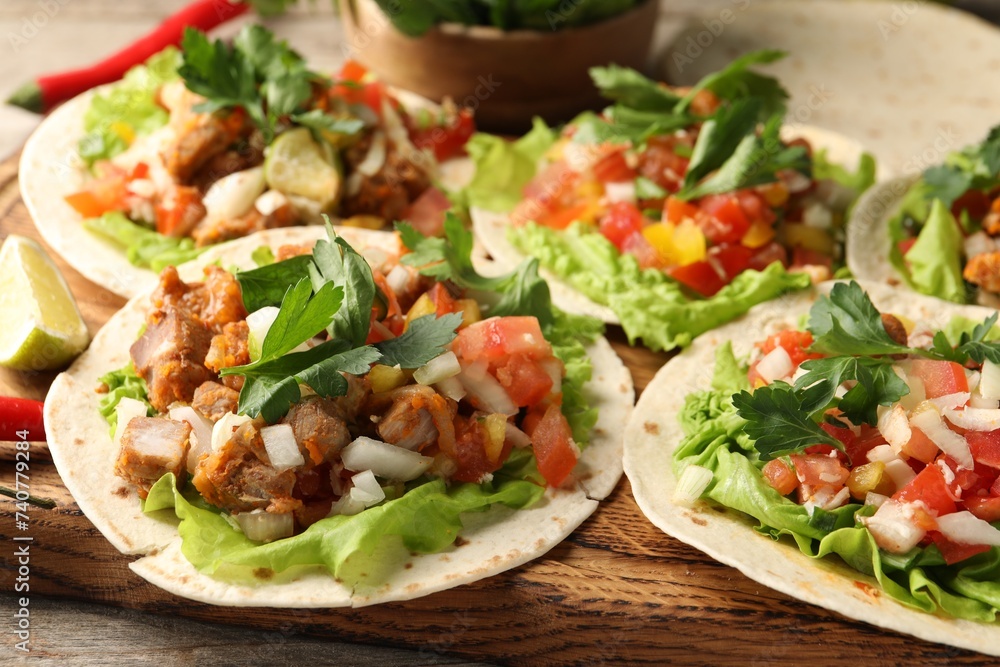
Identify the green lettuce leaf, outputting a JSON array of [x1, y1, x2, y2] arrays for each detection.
[[84, 211, 205, 271], [78, 48, 180, 166], [509, 221, 810, 351], [97, 362, 153, 435], [464, 118, 556, 211], [900, 199, 967, 303], [143, 466, 544, 585]]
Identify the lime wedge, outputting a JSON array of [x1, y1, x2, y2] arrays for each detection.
[[0, 236, 90, 371], [264, 127, 343, 210]]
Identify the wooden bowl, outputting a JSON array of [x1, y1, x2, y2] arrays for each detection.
[[340, 0, 660, 133]]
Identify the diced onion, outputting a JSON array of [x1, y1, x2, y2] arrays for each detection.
[[883, 458, 916, 489], [981, 359, 1000, 401], [413, 351, 461, 386], [672, 464, 713, 507], [877, 404, 911, 453], [505, 422, 532, 449], [328, 493, 366, 517], [457, 359, 518, 416], [865, 492, 890, 508], [783, 170, 813, 193], [255, 189, 289, 217], [802, 202, 833, 229], [910, 407, 973, 470], [385, 264, 410, 295], [114, 397, 148, 447], [203, 167, 266, 221], [967, 370, 981, 393], [943, 406, 1000, 432], [168, 405, 214, 472], [755, 346, 794, 383], [540, 358, 563, 396], [211, 412, 251, 451], [235, 510, 294, 543], [866, 444, 897, 464], [604, 181, 636, 203], [936, 511, 1000, 546], [355, 131, 387, 176], [261, 423, 305, 471], [898, 375, 926, 412], [434, 376, 466, 402], [861, 500, 926, 553], [349, 469, 386, 506], [964, 231, 997, 260], [929, 392, 970, 411], [340, 436, 434, 481]]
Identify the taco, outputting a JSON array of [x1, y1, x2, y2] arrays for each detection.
[[625, 279, 1000, 655], [847, 125, 1000, 307], [44, 223, 632, 606], [20, 24, 474, 299], [467, 51, 876, 352]]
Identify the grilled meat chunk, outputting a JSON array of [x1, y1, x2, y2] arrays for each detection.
[[159, 82, 249, 183], [193, 419, 301, 515], [282, 397, 353, 466], [341, 136, 432, 222], [191, 204, 297, 247], [191, 381, 240, 422], [131, 307, 215, 412], [365, 385, 455, 454], [151, 265, 247, 333], [205, 321, 250, 391], [191, 137, 266, 192], [964, 251, 1000, 294], [114, 417, 191, 499]]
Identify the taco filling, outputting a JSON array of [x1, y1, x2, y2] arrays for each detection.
[[671, 281, 1000, 620], [99, 220, 602, 578], [65, 24, 470, 272], [884, 125, 1000, 305], [468, 50, 874, 351]]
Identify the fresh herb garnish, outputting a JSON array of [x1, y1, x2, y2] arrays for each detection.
[[921, 124, 1000, 207], [236, 255, 314, 312], [807, 282, 911, 357], [930, 312, 1000, 365], [795, 356, 910, 426], [376, 313, 464, 368], [732, 383, 843, 461]]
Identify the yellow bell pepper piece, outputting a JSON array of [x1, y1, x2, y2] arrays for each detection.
[[642, 220, 706, 266], [742, 219, 776, 248], [784, 224, 834, 254]]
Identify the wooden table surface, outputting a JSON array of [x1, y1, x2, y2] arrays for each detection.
[[2, 1, 1000, 665]]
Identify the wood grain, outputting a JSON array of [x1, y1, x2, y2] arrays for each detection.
[[0, 152, 990, 665]]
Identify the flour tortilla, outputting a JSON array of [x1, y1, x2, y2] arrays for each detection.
[[44, 226, 633, 607], [845, 174, 920, 287], [19, 86, 472, 300], [471, 125, 873, 324], [624, 279, 1000, 656]]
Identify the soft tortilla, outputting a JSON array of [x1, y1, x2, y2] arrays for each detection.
[[19, 87, 471, 300], [623, 279, 1000, 656], [44, 226, 633, 607], [845, 174, 920, 287], [471, 125, 874, 324]]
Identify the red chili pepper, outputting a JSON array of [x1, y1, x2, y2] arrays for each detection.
[[7, 0, 251, 114], [0, 398, 45, 442]]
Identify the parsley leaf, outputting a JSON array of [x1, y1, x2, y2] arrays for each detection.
[[680, 98, 763, 191], [376, 313, 463, 368], [589, 64, 681, 111], [310, 226, 378, 348], [732, 384, 844, 461], [795, 356, 910, 426], [236, 255, 314, 312], [808, 282, 911, 356], [932, 312, 1000, 365], [635, 176, 668, 200], [921, 124, 1000, 207], [675, 49, 788, 120]]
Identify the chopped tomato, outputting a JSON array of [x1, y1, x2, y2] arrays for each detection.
[[453, 316, 550, 364], [513, 162, 578, 227], [762, 459, 798, 496], [496, 354, 554, 407], [637, 136, 689, 194], [902, 427, 940, 464], [539, 202, 594, 230], [592, 150, 634, 184], [337, 59, 368, 83], [403, 186, 451, 237], [155, 186, 205, 237], [748, 242, 789, 271], [845, 425, 888, 466], [929, 531, 991, 566], [621, 231, 661, 270], [529, 404, 577, 487], [909, 359, 969, 399], [426, 282, 457, 317], [451, 416, 510, 483], [735, 190, 776, 225], [669, 260, 725, 297], [965, 495, 1000, 522], [64, 162, 129, 218], [599, 202, 645, 250], [897, 238, 917, 257], [698, 195, 751, 244], [708, 244, 753, 281], [408, 109, 475, 161], [893, 464, 957, 516], [789, 454, 850, 487], [966, 430, 1000, 469], [759, 330, 822, 367], [663, 196, 701, 225]]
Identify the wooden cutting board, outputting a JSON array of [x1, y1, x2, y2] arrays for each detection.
[[0, 151, 987, 665]]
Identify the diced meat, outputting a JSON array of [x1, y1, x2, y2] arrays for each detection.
[[377, 397, 438, 451], [191, 381, 240, 422], [881, 313, 908, 346], [159, 82, 249, 183], [282, 397, 353, 466], [191, 135, 266, 192], [114, 416, 191, 498], [150, 265, 247, 333], [341, 135, 432, 222], [190, 205, 297, 247], [205, 321, 250, 391], [964, 251, 1000, 293], [364, 384, 456, 455], [192, 419, 301, 514], [275, 243, 316, 262], [131, 306, 215, 412]]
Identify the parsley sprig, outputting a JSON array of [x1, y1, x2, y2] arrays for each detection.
[[921, 124, 1000, 208], [222, 223, 462, 422], [734, 281, 1000, 461]]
